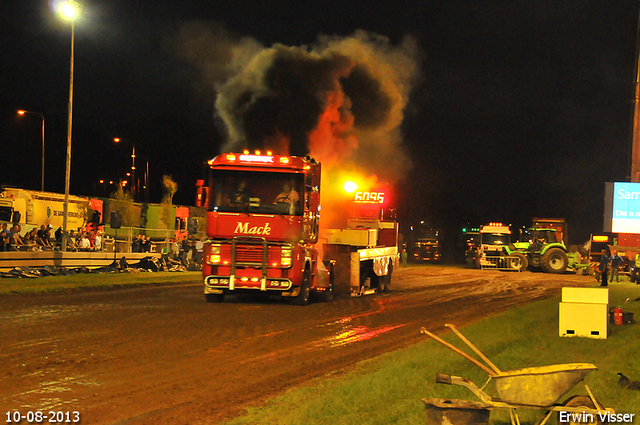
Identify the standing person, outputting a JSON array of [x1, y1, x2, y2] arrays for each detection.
[[142, 236, 152, 253], [401, 248, 408, 267], [54, 226, 63, 249], [132, 234, 143, 253], [181, 237, 191, 267], [633, 252, 640, 284], [67, 230, 78, 251], [195, 238, 204, 266], [94, 231, 103, 251], [598, 249, 610, 287], [171, 238, 181, 261], [0, 224, 8, 251], [609, 250, 624, 283]]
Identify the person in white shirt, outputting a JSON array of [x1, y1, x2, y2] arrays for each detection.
[[93, 231, 103, 251], [78, 232, 91, 251]]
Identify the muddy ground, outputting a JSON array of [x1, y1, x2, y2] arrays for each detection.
[[0, 265, 593, 424]]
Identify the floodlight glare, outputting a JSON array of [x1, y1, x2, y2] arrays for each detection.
[[342, 180, 359, 193], [58, 1, 80, 20]]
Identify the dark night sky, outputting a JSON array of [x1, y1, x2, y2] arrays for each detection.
[[1, 0, 638, 246]]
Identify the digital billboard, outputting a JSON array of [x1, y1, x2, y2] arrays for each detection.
[[604, 182, 640, 234]]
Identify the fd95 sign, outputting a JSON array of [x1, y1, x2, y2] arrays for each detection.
[[354, 191, 385, 204]]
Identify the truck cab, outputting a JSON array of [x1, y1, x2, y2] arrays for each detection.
[[478, 223, 511, 266], [412, 227, 441, 262], [201, 152, 327, 305]]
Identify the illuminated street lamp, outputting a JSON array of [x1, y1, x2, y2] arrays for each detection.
[[113, 137, 136, 199], [17, 109, 45, 191], [57, 0, 82, 252]]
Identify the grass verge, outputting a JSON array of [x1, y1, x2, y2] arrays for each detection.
[[0, 271, 202, 295], [225, 284, 640, 425]]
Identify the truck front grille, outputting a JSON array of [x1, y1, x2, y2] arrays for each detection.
[[236, 244, 265, 263]]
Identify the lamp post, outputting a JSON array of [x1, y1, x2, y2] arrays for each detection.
[[17, 110, 45, 191], [57, 0, 81, 252], [114, 138, 136, 200]]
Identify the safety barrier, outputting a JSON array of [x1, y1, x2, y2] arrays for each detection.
[[480, 255, 521, 271]]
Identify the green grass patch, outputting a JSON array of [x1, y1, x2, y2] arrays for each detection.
[[225, 285, 640, 425], [0, 271, 202, 295]]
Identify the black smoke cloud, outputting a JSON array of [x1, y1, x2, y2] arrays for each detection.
[[170, 24, 421, 182], [220, 46, 354, 156], [216, 30, 421, 179]]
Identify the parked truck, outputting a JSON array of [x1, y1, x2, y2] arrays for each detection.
[[0, 187, 100, 234], [584, 233, 640, 279], [200, 151, 398, 305], [411, 227, 441, 262], [477, 223, 527, 271]]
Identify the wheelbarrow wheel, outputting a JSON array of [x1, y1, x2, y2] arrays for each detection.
[[557, 395, 603, 425]]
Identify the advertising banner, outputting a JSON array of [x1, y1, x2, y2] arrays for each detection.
[[605, 182, 640, 234]]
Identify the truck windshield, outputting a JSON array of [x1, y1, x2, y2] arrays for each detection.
[[208, 170, 305, 216], [481, 234, 510, 245]]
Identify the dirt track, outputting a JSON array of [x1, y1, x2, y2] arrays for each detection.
[[0, 266, 593, 424]]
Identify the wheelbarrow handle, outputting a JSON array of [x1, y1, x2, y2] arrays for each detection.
[[421, 327, 497, 376], [434, 373, 494, 404], [436, 373, 452, 385], [445, 323, 502, 375]]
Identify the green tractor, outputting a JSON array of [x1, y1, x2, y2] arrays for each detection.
[[509, 228, 570, 273]]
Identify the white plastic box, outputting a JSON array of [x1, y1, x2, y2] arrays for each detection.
[[559, 287, 609, 339]]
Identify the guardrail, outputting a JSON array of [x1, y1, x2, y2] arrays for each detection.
[[480, 256, 520, 271]]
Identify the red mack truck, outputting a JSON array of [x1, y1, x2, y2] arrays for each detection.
[[199, 151, 398, 305]]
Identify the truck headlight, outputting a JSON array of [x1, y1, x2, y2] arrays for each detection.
[[281, 246, 292, 266], [209, 244, 221, 264]]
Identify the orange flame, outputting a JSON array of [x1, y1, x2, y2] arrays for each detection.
[[308, 90, 357, 164]]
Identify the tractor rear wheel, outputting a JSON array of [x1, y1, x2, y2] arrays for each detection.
[[541, 248, 568, 274]]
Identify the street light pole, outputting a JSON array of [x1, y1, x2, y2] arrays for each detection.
[[114, 138, 136, 200], [58, 1, 81, 252], [62, 19, 75, 252], [17, 110, 45, 191]]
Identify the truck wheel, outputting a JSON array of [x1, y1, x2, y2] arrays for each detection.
[[541, 248, 568, 274], [508, 253, 528, 272], [205, 294, 224, 303], [370, 272, 385, 293], [383, 267, 393, 292], [291, 268, 311, 306]]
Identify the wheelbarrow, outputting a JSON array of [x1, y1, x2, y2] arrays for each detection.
[[420, 325, 615, 425]]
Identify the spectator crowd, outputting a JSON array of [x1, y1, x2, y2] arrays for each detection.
[[1, 223, 204, 270], [0, 222, 104, 252]]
